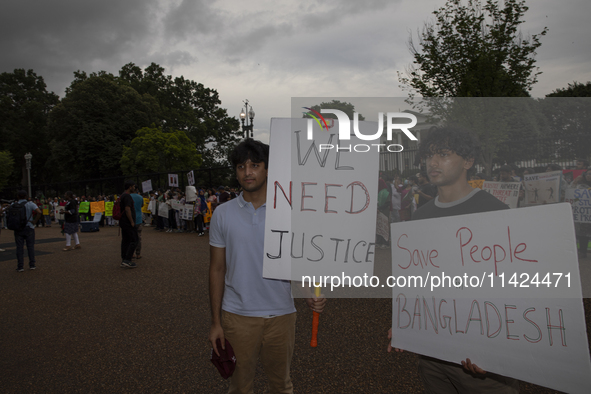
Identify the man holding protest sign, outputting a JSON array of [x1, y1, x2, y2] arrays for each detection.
[[388, 127, 518, 393], [209, 139, 325, 393]]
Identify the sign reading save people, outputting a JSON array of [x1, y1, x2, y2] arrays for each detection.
[[263, 118, 379, 282], [390, 203, 591, 393]]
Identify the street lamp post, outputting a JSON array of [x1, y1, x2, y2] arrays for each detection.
[[24, 152, 32, 198], [240, 100, 255, 139]]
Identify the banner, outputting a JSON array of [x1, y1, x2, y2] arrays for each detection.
[[263, 118, 379, 281], [105, 201, 114, 217], [482, 181, 520, 209], [565, 188, 591, 223], [468, 179, 484, 189], [141, 198, 151, 213], [169, 174, 178, 187], [187, 170, 195, 186], [42, 204, 50, 215], [390, 204, 591, 393], [79, 201, 90, 213], [523, 171, 562, 206], [90, 201, 104, 214], [142, 180, 152, 193], [204, 202, 212, 223]]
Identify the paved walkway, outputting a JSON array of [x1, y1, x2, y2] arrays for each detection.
[[0, 225, 580, 393]]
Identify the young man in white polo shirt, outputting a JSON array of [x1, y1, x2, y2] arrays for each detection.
[[209, 139, 325, 393]]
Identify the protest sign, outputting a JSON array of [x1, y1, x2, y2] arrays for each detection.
[[79, 201, 90, 214], [263, 118, 379, 281], [390, 203, 591, 393], [204, 202, 212, 223], [104, 201, 114, 217], [90, 201, 104, 214], [141, 198, 150, 213], [180, 206, 194, 220], [565, 188, 591, 223], [523, 171, 562, 205], [54, 206, 64, 221], [482, 181, 520, 208], [186, 186, 197, 202], [170, 200, 183, 211], [42, 204, 49, 215], [187, 170, 195, 186], [468, 179, 483, 189], [168, 174, 178, 187], [142, 180, 152, 193], [158, 202, 169, 218], [563, 169, 584, 185]]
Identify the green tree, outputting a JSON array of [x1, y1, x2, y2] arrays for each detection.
[[0, 151, 14, 190], [400, 0, 548, 174], [119, 63, 241, 165], [303, 100, 365, 120], [120, 126, 202, 174], [401, 0, 547, 98], [0, 69, 59, 186], [47, 73, 160, 181], [546, 81, 591, 97]]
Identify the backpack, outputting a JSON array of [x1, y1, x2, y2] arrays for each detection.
[[7, 202, 29, 231], [112, 195, 123, 220]]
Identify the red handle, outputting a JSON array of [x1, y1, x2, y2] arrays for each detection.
[[310, 311, 320, 347]]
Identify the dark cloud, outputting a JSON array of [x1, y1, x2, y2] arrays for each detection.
[[0, 0, 160, 95], [162, 0, 222, 43]]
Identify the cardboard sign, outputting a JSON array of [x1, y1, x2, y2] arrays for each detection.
[[390, 204, 591, 393], [187, 170, 195, 186], [169, 174, 178, 187], [104, 201, 114, 217], [565, 188, 591, 223], [482, 181, 520, 209], [524, 171, 562, 205], [263, 118, 379, 281], [142, 179, 153, 193]]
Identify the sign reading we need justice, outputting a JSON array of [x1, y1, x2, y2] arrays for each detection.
[[263, 118, 380, 281]]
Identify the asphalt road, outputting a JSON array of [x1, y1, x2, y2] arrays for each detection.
[[1, 225, 585, 393]]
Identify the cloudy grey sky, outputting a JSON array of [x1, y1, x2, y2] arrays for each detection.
[[2, 0, 590, 143]]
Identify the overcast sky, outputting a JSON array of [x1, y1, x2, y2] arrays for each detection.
[[2, 0, 590, 143]]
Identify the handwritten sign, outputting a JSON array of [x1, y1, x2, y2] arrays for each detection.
[[565, 188, 591, 223], [390, 204, 591, 393], [263, 118, 379, 281], [482, 181, 520, 208], [90, 201, 104, 214], [524, 171, 562, 205], [104, 201, 114, 217]]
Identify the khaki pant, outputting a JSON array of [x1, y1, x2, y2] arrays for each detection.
[[419, 357, 519, 394], [222, 311, 296, 394]]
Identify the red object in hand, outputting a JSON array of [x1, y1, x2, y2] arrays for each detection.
[[310, 311, 320, 347]]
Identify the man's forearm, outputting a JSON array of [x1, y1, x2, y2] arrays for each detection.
[[209, 266, 225, 325]]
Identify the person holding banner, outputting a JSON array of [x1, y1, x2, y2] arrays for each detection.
[[388, 127, 518, 393], [62, 191, 81, 251], [209, 139, 325, 393], [569, 169, 591, 258]]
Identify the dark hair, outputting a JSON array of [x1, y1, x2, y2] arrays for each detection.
[[65, 191, 74, 200], [124, 180, 136, 191], [577, 159, 589, 167], [17, 190, 27, 199], [229, 139, 269, 169], [546, 163, 562, 172], [418, 126, 480, 176], [499, 165, 513, 173]]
